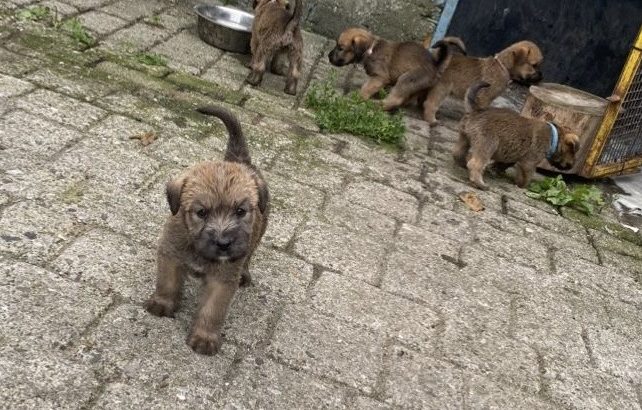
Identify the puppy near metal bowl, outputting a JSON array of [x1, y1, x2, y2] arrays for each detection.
[[194, 4, 253, 54]]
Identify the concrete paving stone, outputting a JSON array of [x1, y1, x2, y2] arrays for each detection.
[[77, 303, 235, 403], [0, 73, 34, 97], [76, 10, 129, 36], [38, 0, 78, 17], [94, 60, 175, 93], [381, 250, 462, 306], [0, 48, 41, 76], [152, 31, 223, 74], [428, 171, 505, 213], [263, 208, 306, 249], [505, 198, 587, 241], [592, 229, 642, 260], [555, 255, 642, 306], [271, 152, 348, 193], [465, 375, 557, 410], [147, 6, 194, 32], [100, 0, 168, 20], [310, 271, 440, 350], [0, 261, 112, 350], [473, 209, 599, 264], [384, 345, 463, 409], [243, 94, 319, 131], [587, 327, 642, 383], [0, 345, 99, 409], [224, 355, 346, 409], [94, 382, 222, 410], [601, 299, 642, 346], [546, 365, 640, 410], [147, 135, 225, 167], [308, 146, 365, 174], [250, 247, 314, 303], [471, 221, 550, 271], [343, 180, 419, 223], [102, 22, 170, 52], [15, 88, 107, 129], [0, 200, 79, 263], [268, 304, 384, 393], [0, 162, 86, 202], [52, 229, 155, 302], [61, 0, 112, 10], [395, 222, 460, 259], [90, 113, 158, 144], [25, 67, 116, 101], [294, 220, 386, 284], [324, 195, 397, 239], [0, 109, 82, 159], [201, 52, 251, 93], [416, 202, 473, 242], [266, 171, 325, 214], [352, 396, 391, 409], [601, 249, 642, 278]]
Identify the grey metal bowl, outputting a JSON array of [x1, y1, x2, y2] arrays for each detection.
[[194, 4, 253, 54]]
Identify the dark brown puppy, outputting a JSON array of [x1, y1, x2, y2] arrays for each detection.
[[456, 82, 579, 190], [246, 0, 303, 95], [145, 106, 269, 355], [328, 27, 465, 114], [424, 40, 543, 125]]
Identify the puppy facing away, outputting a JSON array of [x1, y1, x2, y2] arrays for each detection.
[[246, 0, 303, 95], [145, 106, 269, 355], [456, 82, 580, 190], [424, 40, 544, 125], [328, 27, 466, 115]]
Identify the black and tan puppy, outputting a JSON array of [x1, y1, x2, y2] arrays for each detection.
[[145, 106, 269, 355], [424, 40, 544, 125], [246, 0, 303, 95], [328, 27, 465, 115], [456, 82, 579, 190]]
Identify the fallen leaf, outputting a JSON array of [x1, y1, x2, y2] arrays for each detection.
[[130, 131, 157, 146], [459, 191, 485, 212]]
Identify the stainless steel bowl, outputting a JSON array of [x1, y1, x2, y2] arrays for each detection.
[[194, 5, 253, 54]]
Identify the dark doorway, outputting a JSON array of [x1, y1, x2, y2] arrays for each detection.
[[446, 0, 642, 97]]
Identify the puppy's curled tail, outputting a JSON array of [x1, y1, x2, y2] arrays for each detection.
[[284, 0, 302, 33], [196, 106, 252, 165], [465, 82, 491, 113], [432, 36, 466, 75]]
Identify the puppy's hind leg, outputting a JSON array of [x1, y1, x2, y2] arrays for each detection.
[[453, 132, 471, 168], [382, 68, 431, 111], [423, 82, 451, 126], [246, 45, 271, 86], [359, 77, 388, 100], [513, 160, 537, 188], [284, 40, 303, 95]]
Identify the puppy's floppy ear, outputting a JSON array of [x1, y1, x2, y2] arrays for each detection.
[[352, 35, 370, 57], [252, 0, 260, 9], [512, 45, 530, 62], [166, 175, 187, 215], [252, 175, 269, 214]]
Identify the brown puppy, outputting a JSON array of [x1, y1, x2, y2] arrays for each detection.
[[424, 40, 544, 125], [456, 82, 579, 190], [328, 27, 465, 114], [145, 106, 269, 355], [246, 0, 303, 95]]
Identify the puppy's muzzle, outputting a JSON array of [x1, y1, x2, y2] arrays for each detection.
[[516, 70, 543, 85], [328, 48, 347, 66]]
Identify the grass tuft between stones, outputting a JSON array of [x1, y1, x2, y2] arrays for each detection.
[[305, 76, 405, 147], [135, 51, 168, 66]]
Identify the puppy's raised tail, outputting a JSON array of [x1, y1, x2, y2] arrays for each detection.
[[284, 0, 303, 33], [196, 106, 252, 165], [432, 36, 466, 75], [465, 82, 491, 113]]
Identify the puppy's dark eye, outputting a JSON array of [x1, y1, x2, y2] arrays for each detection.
[[196, 209, 208, 219], [235, 207, 247, 217]]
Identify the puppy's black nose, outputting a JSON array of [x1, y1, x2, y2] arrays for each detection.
[[215, 238, 232, 251]]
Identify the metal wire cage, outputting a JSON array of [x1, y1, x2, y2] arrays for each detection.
[[583, 25, 642, 177]]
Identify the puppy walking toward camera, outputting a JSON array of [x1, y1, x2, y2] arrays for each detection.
[[456, 82, 580, 190], [145, 106, 269, 355], [328, 28, 466, 115], [246, 0, 303, 95], [424, 40, 543, 125]]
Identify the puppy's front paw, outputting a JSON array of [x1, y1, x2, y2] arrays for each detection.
[[246, 71, 263, 86], [429, 120, 442, 127], [144, 295, 176, 317], [239, 269, 252, 287], [284, 81, 297, 95], [187, 329, 221, 355]]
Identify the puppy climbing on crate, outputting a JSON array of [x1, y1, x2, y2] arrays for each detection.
[[455, 82, 580, 190], [246, 0, 304, 95]]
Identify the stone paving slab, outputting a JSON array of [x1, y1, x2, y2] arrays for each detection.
[[1, 2, 641, 409]]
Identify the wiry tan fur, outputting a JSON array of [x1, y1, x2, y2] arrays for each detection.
[[145, 106, 269, 356], [247, 0, 304, 95], [328, 27, 465, 115], [424, 40, 544, 125], [456, 82, 580, 190]]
